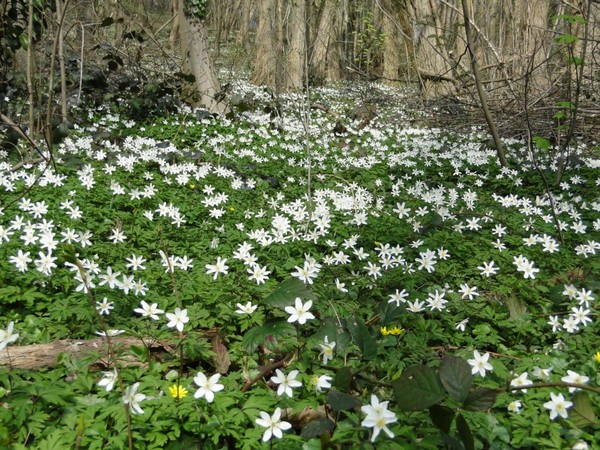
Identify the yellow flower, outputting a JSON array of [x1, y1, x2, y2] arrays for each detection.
[[169, 384, 188, 399], [189, 184, 195, 190], [380, 326, 404, 336], [229, 207, 235, 212], [594, 352, 600, 364], [389, 326, 404, 336]]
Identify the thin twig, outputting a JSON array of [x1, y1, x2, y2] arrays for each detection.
[[241, 351, 295, 393]]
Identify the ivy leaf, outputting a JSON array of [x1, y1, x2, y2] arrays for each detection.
[[439, 356, 473, 402], [263, 278, 315, 307], [570, 392, 597, 428], [346, 316, 377, 360], [392, 365, 445, 411], [463, 388, 497, 411]]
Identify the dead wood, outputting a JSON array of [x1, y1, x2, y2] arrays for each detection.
[[0, 337, 165, 370]]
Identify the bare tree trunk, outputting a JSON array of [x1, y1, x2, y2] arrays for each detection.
[[178, 0, 228, 114], [407, 0, 457, 99], [252, 0, 280, 86], [56, 0, 68, 123], [285, 0, 307, 90], [236, 0, 254, 47], [26, 0, 36, 142], [380, 0, 402, 83], [212, 0, 224, 57], [310, 0, 342, 83], [169, 0, 179, 49]]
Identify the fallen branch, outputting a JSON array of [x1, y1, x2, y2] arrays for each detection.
[[9, 157, 46, 172], [0, 337, 165, 370]]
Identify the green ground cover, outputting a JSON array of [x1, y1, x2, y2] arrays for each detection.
[[0, 83, 599, 449]]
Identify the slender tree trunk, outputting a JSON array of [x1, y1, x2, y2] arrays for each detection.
[[169, 0, 179, 49], [213, 0, 223, 57], [286, 0, 307, 90], [380, 0, 402, 83], [178, 0, 228, 114], [460, 0, 506, 167], [26, 0, 36, 141], [56, 0, 68, 123]]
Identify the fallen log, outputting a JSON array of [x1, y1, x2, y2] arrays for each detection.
[[0, 337, 166, 370]]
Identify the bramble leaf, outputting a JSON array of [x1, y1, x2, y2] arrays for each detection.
[[439, 356, 473, 402], [392, 365, 445, 411]]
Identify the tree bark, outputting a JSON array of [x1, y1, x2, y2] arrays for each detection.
[[252, 0, 280, 87], [285, 0, 307, 90], [179, 0, 228, 114], [169, 0, 179, 49], [310, 0, 342, 83], [235, 0, 254, 47], [380, 0, 402, 83]]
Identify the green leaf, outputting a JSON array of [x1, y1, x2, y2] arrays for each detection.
[[556, 101, 574, 109], [456, 413, 475, 450], [333, 367, 353, 393], [553, 111, 567, 120], [532, 136, 550, 151], [441, 434, 464, 450], [463, 388, 497, 411], [392, 365, 445, 411], [570, 392, 597, 428], [241, 320, 296, 353], [506, 292, 527, 320], [36, 430, 72, 450], [301, 418, 335, 439], [263, 278, 315, 307], [346, 316, 377, 360], [378, 300, 402, 326], [429, 405, 455, 434], [552, 14, 586, 24], [439, 356, 473, 402], [19, 33, 29, 51], [569, 55, 583, 66], [327, 389, 360, 412], [555, 34, 578, 44]]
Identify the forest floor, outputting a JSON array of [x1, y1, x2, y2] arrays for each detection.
[[0, 79, 599, 449]]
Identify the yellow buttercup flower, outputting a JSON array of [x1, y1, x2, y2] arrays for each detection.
[[169, 384, 188, 399], [380, 326, 404, 336], [594, 352, 600, 364]]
